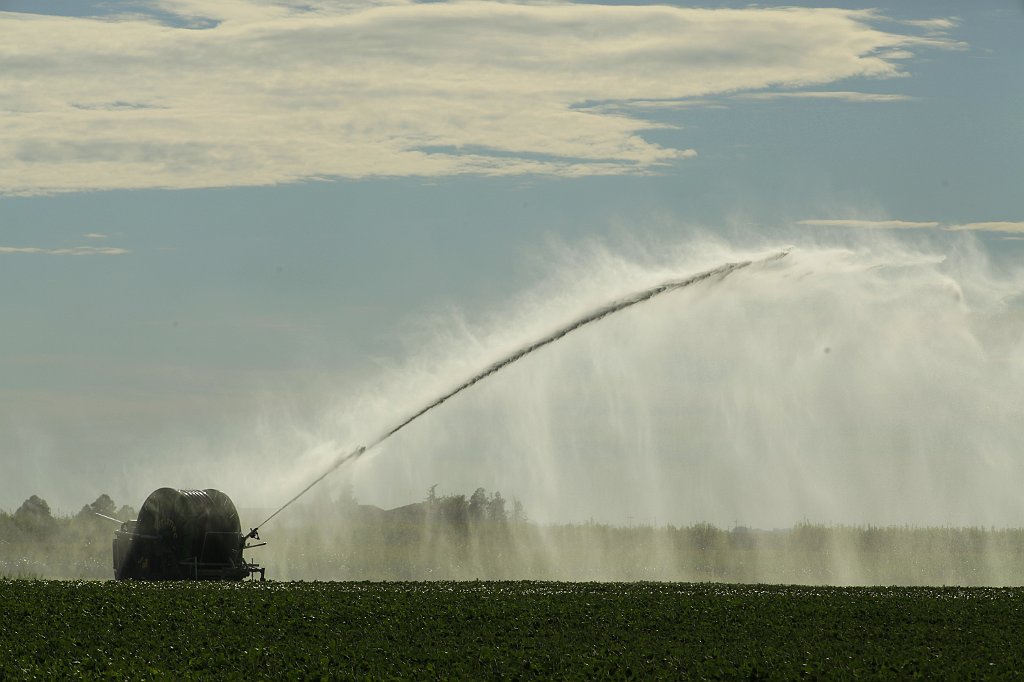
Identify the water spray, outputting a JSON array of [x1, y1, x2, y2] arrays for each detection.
[[247, 248, 791, 538]]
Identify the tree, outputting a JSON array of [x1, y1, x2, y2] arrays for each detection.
[[76, 494, 119, 521], [90, 494, 117, 517], [486, 491, 507, 523], [468, 488, 487, 524], [510, 498, 527, 525], [14, 495, 56, 536], [439, 494, 468, 532]]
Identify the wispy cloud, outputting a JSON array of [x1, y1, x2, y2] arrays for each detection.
[[799, 219, 1024, 234], [83, 233, 108, 239], [0, 2, 957, 193], [736, 91, 916, 103], [579, 99, 725, 114], [798, 219, 941, 229], [947, 222, 1024, 234], [0, 246, 129, 255], [900, 17, 959, 34]]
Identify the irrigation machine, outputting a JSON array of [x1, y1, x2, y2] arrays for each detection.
[[110, 488, 265, 581]]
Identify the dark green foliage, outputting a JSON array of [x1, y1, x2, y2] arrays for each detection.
[[2, 580, 1024, 679]]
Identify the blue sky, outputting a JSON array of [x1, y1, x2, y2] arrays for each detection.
[[1, 0, 1022, 519]]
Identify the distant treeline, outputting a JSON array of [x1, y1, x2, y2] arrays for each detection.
[[270, 487, 1024, 586], [5, 490, 1024, 585], [0, 494, 136, 579]]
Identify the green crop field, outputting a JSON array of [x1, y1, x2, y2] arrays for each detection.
[[2, 580, 1023, 679]]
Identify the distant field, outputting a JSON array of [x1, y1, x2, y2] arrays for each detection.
[[2, 580, 1023, 679]]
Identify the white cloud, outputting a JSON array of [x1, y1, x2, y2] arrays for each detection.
[[83, 233, 108, 239], [947, 222, 1024, 234], [798, 219, 941, 229], [736, 91, 916, 103], [799, 219, 1024, 234], [901, 17, 959, 34], [0, 246, 129, 255], [0, 2, 957, 193]]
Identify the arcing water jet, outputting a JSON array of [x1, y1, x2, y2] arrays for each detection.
[[249, 249, 791, 536]]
